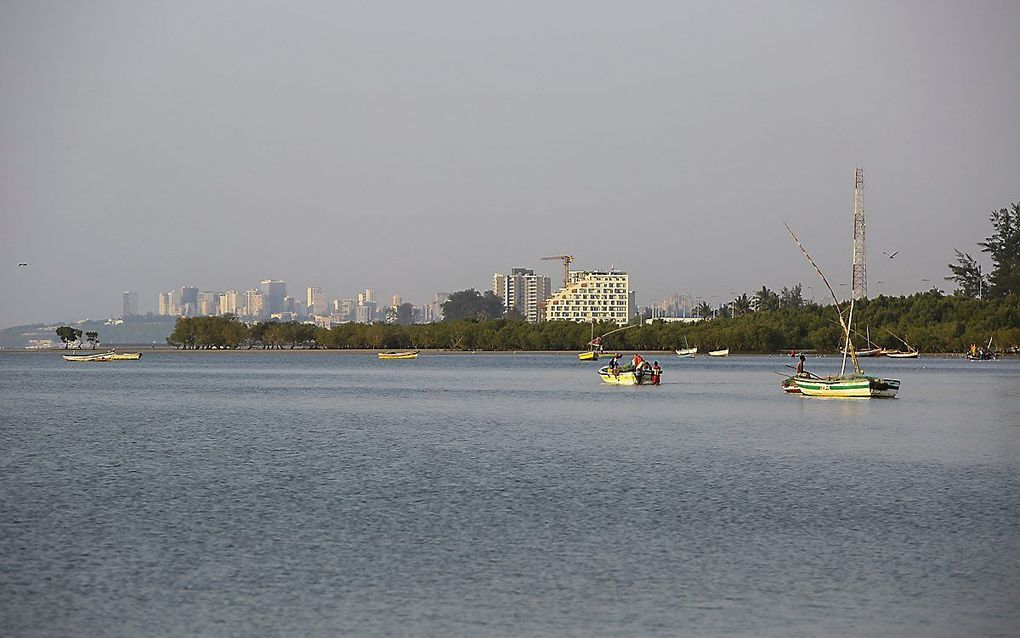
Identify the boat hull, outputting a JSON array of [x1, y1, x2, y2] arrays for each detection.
[[63, 351, 141, 362], [597, 365, 651, 385], [884, 350, 919, 359], [781, 377, 802, 393], [378, 351, 419, 360], [793, 375, 900, 398], [708, 349, 729, 357], [578, 351, 599, 361], [675, 348, 697, 357]]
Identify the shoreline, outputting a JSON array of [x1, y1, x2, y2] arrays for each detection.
[[0, 347, 994, 358]]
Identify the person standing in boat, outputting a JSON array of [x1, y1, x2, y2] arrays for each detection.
[[796, 355, 806, 376], [631, 353, 644, 368], [608, 353, 621, 377]]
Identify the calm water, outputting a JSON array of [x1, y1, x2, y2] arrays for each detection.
[[1, 352, 1018, 637]]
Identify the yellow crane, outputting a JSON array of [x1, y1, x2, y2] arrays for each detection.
[[541, 255, 574, 288]]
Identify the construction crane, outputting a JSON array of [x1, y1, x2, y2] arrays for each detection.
[[541, 255, 574, 288]]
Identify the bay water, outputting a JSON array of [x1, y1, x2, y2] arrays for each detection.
[[1, 352, 1018, 636]]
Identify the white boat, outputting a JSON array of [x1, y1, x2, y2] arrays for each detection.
[[708, 348, 729, 357], [675, 337, 697, 358]]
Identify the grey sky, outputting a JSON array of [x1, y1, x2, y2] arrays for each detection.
[[2, 0, 1018, 327]]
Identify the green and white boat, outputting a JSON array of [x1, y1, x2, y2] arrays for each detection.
[[784, 222, 901, 399], [792, 374, 899, 398]]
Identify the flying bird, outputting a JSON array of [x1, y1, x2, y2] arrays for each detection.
[[18, 262, 28, 267], [883, 251, 899, 259]]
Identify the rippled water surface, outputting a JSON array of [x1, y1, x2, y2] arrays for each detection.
[[2, 352, 1018, 637]]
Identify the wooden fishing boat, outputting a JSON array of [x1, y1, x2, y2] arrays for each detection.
[[792, 374, 900, 398], [63, 351, 142, 362], [845, 346, 883, 357], [967, 337, 996, 361], [708, 348, 729, 357], [784, 221, 902, 400], [378, 350, 419, 360], [884, 350, 919, 359], [675, 337, 697, 358], [781, 376, 801, 393], [597, 363, 653, 385], [578, 324, 635, 362], [880, 328, 918, 358]]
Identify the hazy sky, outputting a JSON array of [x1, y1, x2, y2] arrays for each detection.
[[2, 0, 1018, 327]]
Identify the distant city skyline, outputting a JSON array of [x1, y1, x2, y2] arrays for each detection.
[[2, 2, 1019, 329]]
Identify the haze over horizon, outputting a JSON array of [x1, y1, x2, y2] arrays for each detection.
[[2, 1, 1018, 328]]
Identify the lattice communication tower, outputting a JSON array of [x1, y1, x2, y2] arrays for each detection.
[[851, 168, 867, 299]]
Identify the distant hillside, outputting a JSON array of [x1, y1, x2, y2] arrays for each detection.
[[0, 315, 178, 348]]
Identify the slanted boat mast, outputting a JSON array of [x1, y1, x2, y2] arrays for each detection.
[[784, 223, 861, 375]]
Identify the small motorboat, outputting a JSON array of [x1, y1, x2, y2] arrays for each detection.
[[378, 350, 419, 360], [597, 362, 654, 385], [708, 348, 729, 357]]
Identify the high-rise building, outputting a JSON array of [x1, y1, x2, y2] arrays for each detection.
[[307, 287, 326, 316], [158, 291, 171, 316], [544, 270, 631, 325], [355, 304, 374, 324], [260, 280, 287, 315], [493, 268, 552, 323], [122, 290, 139, 317], [333, 298, 355, 322], [180, 286, 199, 317], [425, 292, 450, 323], [220, 290, 239, 316], [198, 291, 219, 316], [391, 294, 401, 307], [364, 289, 375, 304], [244, 289, 264, 317]]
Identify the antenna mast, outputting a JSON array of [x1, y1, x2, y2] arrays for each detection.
[[851, 168, 867, 300]]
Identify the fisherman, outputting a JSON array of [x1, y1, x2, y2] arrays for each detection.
[[632, 353, 644, 368], [796, 354, 806, 376], [609, 353, 621, 376], [651, 361, 662, 385], [591, 336, 603, 354]]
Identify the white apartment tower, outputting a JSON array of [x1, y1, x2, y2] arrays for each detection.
[[544, 270, 632, 325], [493, 268, 552, 323], [220, 290, 239, 316], [244, 289, 264, 318]]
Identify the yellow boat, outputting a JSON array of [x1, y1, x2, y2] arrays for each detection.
[[62, 351, 142, 362], [578, 351, 599, 361], [378, 350, 419, 360], [597, 363, 653, 385]]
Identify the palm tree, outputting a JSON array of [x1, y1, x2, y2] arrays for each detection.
[[752, 286, 780, 312], [694, 301, 713, 319], [731, 293, 752, 315]]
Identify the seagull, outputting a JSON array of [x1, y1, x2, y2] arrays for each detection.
[[883, 251, 899, 259], [18, 262, 28, 267]]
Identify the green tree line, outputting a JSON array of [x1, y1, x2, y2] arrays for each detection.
[[166, 292, 1019, 353]]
